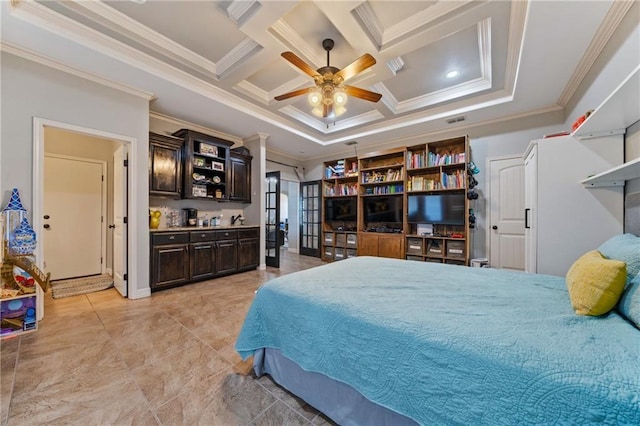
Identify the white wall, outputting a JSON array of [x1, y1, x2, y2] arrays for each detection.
[[1, 53, 150, 298]]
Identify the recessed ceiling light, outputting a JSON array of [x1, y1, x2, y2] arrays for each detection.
[[446, 70, 459, 79]]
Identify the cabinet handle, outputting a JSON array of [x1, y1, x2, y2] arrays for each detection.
[[201, 234, 206, 238], [525, 208, 530, 229], [169, 236, 175, 240]]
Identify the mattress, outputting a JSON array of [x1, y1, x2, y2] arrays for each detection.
[[236, 256, 640, 425]]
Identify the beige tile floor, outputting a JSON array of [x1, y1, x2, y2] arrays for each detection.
[[1, 250, 335, 426]]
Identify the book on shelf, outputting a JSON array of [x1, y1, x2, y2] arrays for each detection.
[[407, 151, 426, 169], [428, 151, 465, 167]]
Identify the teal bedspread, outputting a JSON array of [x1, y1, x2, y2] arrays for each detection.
[[235, 257, 640, 425]]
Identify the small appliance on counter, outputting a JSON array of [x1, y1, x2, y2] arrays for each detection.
[[183, 208, 198, 227]]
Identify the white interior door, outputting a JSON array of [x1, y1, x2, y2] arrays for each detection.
[[489, 156, 525, 271], [113, 145, 128, 297], [44, 155, 104, 280]]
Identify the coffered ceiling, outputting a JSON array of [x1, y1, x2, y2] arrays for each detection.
[[1, 1, 629, 160]]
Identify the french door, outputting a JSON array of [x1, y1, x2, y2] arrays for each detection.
[[265, 171, 281, 268], [299, 180, 321, 257]]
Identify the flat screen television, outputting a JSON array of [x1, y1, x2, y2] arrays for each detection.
[[407, 193, 465, 225], [324, 197, 357, 221], [363, 196, 403, 224]]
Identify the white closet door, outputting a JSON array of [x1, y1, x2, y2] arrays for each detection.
[[523, 145, 538, 273]]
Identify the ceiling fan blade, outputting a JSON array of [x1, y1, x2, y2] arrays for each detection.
[[336, 53, 376, 82], [343, 85, 382, 102], [281, 52, 319, 78], [274, 87, 314, 101]]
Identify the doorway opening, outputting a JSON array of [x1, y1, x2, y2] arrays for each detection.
[[33, 118, 134, 298]]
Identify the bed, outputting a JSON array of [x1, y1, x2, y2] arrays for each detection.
[[236, 197, 640, 425]]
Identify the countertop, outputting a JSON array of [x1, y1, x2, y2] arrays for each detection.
[[150, 225, 258, 233]]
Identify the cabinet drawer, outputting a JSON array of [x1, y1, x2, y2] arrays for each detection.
[[446, 240, 465, 258], [215, 229, 238, 240], [190, 231, 216, 242], [406, 238, 424, 255], [334, 248, 346, 261], [346, 234, 357, 246], [346, 249, 357, 258], [335, 233, 347, 247], [152, 232, 189, 245], [323, 247, 334, 260], [406, 255, 423, 261], [324, 232, 334, 245], [238, 228, 259, 239]]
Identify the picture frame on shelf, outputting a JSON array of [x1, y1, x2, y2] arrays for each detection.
[[199, 143, 218, 156], [193, 157, 206, 167], [212, 162, 224, 172]]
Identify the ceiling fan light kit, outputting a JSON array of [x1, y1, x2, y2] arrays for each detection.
[[275, 39, 381, 119]]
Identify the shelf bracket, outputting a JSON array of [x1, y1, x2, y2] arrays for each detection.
[[581, 180, 625, 188]]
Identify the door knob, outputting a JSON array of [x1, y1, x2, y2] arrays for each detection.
[[43, 215, 50, 219], [492, 225, 498, 230], [108, 224, 116, 229], [43, 224, 50, 229]]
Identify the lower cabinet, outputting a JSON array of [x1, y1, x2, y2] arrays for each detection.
[[151, 232, 190, 290], [150, 227, 259, 291], [190, 242, 216, 280], [216, 239, 238, 275], [357, 233, 404, 259], [238, 228, 260, 270]]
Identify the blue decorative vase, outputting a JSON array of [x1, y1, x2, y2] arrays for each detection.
[[9, 218, 37, 256]]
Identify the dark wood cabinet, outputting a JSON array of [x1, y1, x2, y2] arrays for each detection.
[[215, 229, 238, 275], [229, 148, 252, 203], [151, 227, 258, 291], [149, 132, 183, 198], [150, 232, 190, 290], [189, 230, 217, 280], [173, 129, 234, 200], [238, 228, 259, 270]]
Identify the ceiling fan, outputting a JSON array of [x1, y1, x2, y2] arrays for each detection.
[[274, 39, 382, 118]]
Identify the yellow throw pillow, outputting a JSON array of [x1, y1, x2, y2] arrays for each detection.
[[566, 250, 626, 316]]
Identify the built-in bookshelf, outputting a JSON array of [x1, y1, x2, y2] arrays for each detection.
[[322, 157, 359, 262], [405, 136, 470, 265], [320, 137, 471, 263]]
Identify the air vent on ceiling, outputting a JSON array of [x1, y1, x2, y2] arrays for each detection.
[[446, 116, 466, 124]]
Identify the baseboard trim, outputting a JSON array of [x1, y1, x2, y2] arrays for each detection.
[[130, 286, 151, 299]]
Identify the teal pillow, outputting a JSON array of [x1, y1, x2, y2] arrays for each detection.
[[598, 234, 640, 283], [617, 272, 640, 328]]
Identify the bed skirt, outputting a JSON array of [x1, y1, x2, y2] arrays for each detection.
[[253, 348, 418, 426]]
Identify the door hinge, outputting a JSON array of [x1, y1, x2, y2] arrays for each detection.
[[100, 257, 103, 264], [124, 159, 129, 167], [102, 175, 104, 182], [124, 273, 128, 281], [123, 217, 128, 224], [101, 216, 104, 223]]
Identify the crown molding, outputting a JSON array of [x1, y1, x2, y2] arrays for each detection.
[[352, 2, 384, 47], [269, 20, 324, 67], [225, 0, 261, 26], [0, 41, 155, 100], [386, 56, 405, 75], [556, 0, 634, 107], [8, 0, 325, 145], [149, 111, 243, 144], [235, 80, 270, 104], [216, 37, 262, 78], [503, 0, 528, 95], [50, 0, 219, 77], [354, 1, 473, 48], [372, 18, 492, 115]]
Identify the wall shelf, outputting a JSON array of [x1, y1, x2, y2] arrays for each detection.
[[581, 157, 640, 187], [572, 65, 639, 140]]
